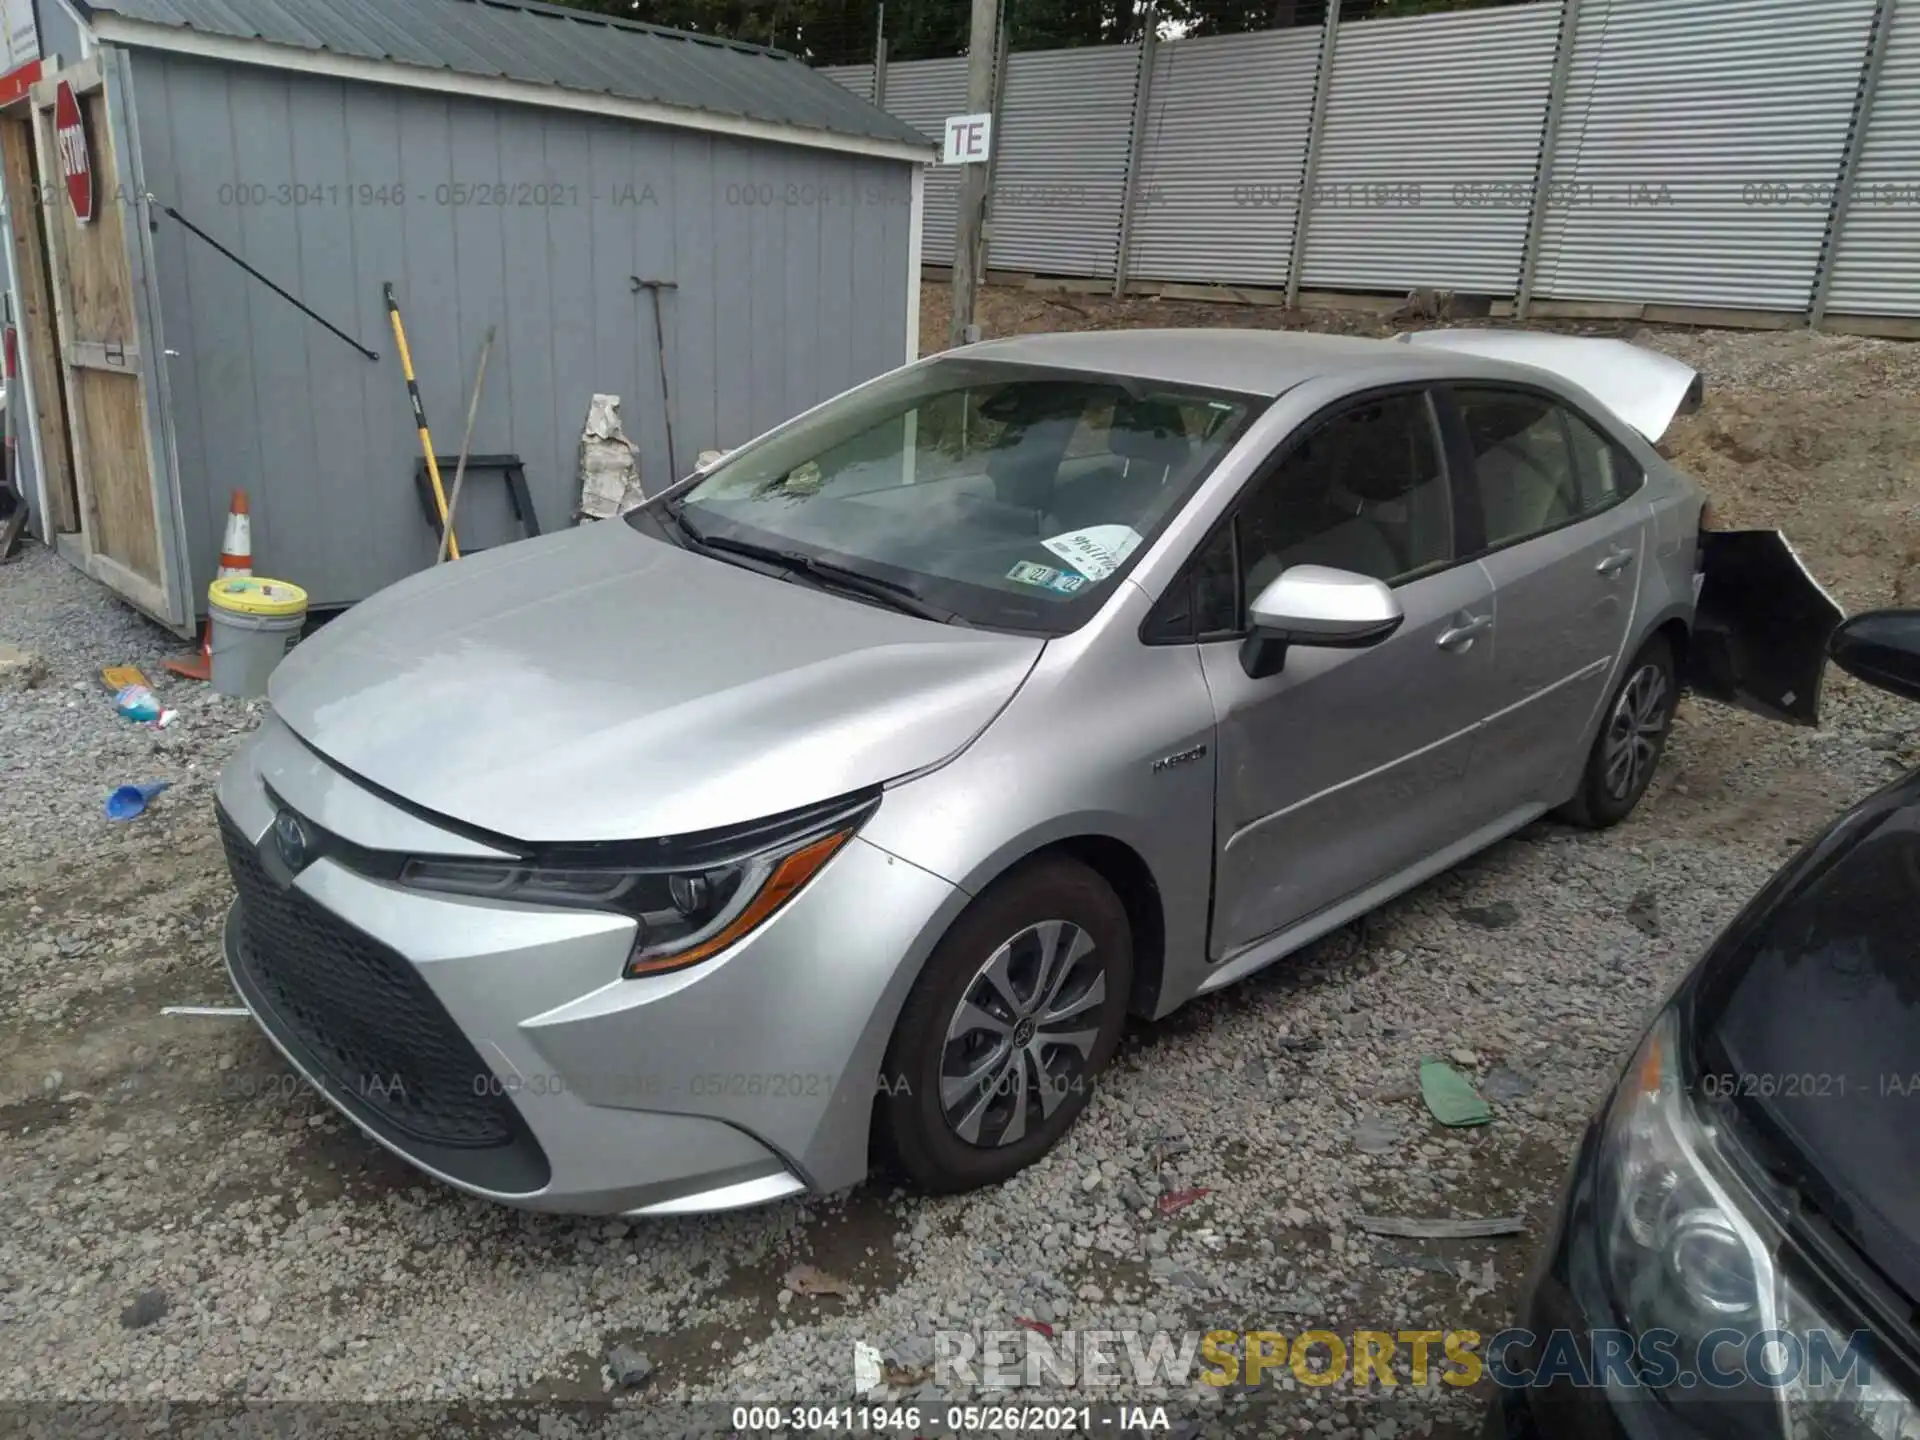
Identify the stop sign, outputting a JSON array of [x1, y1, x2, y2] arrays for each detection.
[[54, 79, 92, 225]]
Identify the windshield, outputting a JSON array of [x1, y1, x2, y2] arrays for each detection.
[[658, 359, 1259, 634]]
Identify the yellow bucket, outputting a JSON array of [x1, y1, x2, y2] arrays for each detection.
[[207, 577, 308, 698], [209, 576, 309, 617]]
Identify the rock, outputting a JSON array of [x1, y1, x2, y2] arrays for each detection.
[[1482, 1066, 1535, 1102], [0, 643, 47, 691], [1118, 1179, 1151, 1211], [1351, 1116, 1401, 1154], [247, 1298, 272, 1327], [608, 1345, 653, 1388], [119, 1289, 168, 1329], [1449, 1048, 1479, 1069], [1081, 1170, 1103, 1193], [1625, 889, 1661, 937], [1456, 900, 1519, 930]]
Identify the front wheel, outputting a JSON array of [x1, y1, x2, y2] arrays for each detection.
[[1559, 635, 1676, 828], [876, 857, 1132, 1193]]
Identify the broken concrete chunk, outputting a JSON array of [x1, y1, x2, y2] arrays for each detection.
[[0, 643, 47, 690]]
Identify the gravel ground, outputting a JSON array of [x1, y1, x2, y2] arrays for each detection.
[[3, 307, 1917, 1438]]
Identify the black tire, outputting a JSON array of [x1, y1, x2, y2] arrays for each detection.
[[876, 856, 1133, 1193], [1558, 635, 1676, 829]]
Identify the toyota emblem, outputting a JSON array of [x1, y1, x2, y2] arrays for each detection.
[[272, 809, 310, 872]]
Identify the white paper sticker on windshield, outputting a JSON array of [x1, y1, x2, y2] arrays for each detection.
[[1042, 525, 1143, 582]]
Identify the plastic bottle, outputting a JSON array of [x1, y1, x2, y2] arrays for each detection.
[[114, 684, 163, 724]]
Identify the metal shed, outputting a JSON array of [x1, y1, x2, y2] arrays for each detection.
[[0, 0, 932, 630]]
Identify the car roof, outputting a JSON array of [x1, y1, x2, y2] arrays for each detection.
[[957, 328, 1483, 399], [955, 326, 1701, 443]]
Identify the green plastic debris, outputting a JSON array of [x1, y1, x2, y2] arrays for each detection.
[[1420, 1056, 1492, 1128]]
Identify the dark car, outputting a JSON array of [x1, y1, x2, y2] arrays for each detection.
[[1488, 611, 1920, 1440]]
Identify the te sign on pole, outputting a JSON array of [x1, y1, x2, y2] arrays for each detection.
[[941, 113, 992, 165], [54, 79, 93, 225]]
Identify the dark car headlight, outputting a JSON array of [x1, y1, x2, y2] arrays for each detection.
[[1594, 1012, 1917, 1437], [398, 809, 866, 978]]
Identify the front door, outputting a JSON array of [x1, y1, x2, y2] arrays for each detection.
[[30, 59, 186, 631], [1201, 388, 1496, 958], [1450, 386, 1648, 817]]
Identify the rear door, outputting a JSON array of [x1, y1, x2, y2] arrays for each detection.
[[1449, 385, 1651, 821]]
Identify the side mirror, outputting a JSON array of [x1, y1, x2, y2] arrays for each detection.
[[1829, 609, 1920, 704], [1241, 565, 1404, 679]]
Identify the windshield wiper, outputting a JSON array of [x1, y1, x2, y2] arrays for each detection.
[[682, 526, 960, 624]]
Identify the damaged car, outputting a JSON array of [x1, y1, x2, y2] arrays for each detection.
[[1488, 610, 1920, 1440], [213, 326, 1839, 1215]]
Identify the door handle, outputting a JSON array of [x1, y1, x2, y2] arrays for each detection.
[[1597, 547, 1635, 578], [1437, 613, 1493, 651]]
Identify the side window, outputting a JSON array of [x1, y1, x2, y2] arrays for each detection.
[[1564, 408, 1642, 513], [1237, 391, 1452, 604], [1191, 524, 1238, 634], [1455, 388, 1580, 546], [1142, 524, 1237, 643]]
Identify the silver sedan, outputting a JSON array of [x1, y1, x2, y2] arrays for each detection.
[[214, 328, 1836, 1214]]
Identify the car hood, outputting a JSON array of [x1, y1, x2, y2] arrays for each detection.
[[1694, 776, 1920, 1306], [269, 522, 1044, 842]]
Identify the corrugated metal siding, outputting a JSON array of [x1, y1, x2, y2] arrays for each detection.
[[1301, 4, 1561, 294], [819, 62, 875, 102], [131, 49, 913, 607], [1125, 29, 1321, 287], [93, 0, 930, 147], [1823, 1, 1920, 316], [1534, 0, 1879, 310], [884, 57, 968, 264], [989, 45, 1139, 276]]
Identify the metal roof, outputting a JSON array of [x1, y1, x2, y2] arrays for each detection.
[[75, 0, 934, 152]]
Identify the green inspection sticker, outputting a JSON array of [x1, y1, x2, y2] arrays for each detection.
[[1006, 560, 1088, 596]]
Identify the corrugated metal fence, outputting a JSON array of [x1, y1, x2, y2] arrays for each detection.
[[828, 0, 1919, 324], [1129, 30, 1321, 286]]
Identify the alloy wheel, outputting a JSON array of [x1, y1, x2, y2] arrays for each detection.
[[1602, 662, 1669, 802], [939, 919, 1107, 1148]]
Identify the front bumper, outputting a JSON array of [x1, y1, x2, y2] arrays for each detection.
[[215, 716, 965, 1215]]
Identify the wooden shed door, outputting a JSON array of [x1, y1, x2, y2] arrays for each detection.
[[31, 61, 184, 629]]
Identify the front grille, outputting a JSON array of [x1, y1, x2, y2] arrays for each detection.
[[219, 810, 522, 1151]]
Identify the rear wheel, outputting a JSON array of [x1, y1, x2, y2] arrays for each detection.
[[876, 857, 1132, 1193], [1559, 635, 1676, 828]]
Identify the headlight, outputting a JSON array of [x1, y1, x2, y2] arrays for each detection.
[[1596, 1012, 1918, 1438], [398, 800, 870, 978]]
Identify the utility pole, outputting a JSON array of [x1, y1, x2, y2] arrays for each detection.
[[948, 0, 1002, 349]]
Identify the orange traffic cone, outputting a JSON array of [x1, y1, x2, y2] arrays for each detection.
[[165, 490, 252, 682]]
